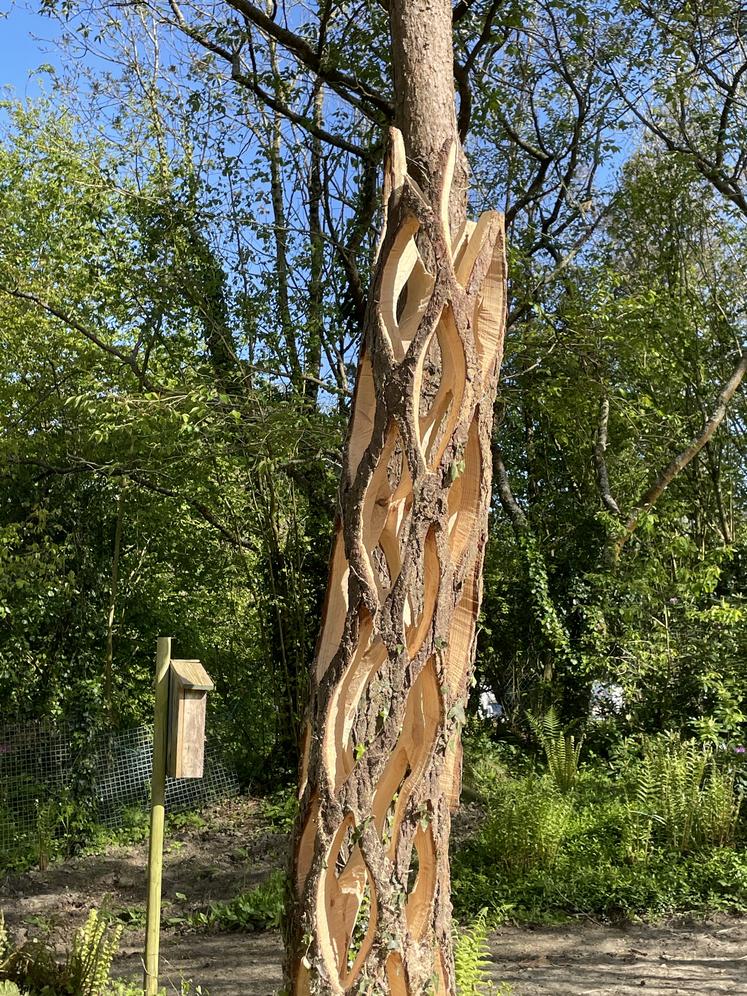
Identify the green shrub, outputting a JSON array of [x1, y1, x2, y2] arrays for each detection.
[[479, 776, 572, 878], [258, 789, 298, 832], [106, 983, 205, 996], [0, 909, 122, 996], [455, 821, 747, 924], [452, 743, 747, 925], [461, 727, 513, 802], [527, 707, 583, 794], [0, 911, 204, 996], [192, 870, 286, 931], [625, 734, 742, 858]]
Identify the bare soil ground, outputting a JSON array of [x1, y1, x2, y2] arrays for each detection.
[[0, 798, 288, 994], [1, 797, 745, 995], [491, 918, 747, 994]]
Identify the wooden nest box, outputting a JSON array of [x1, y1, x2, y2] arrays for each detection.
[[167, 659, 214, 779]]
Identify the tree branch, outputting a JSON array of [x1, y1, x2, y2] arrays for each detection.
[[7, 456, 251, 548], [493, 445, 528, 531], [616, 350, 747, 553], [593, 396, 621, 516], [1, 285, 158, 391], [606, 64, 747, 218], [166, 0, 371, 157], [224, 0, 393, 120], [127, 472, 253, 548], [231, 68, 370, 158], [452, 0, 478, 23]]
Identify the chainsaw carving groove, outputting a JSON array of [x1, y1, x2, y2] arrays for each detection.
[[287, 129, 506, 995]]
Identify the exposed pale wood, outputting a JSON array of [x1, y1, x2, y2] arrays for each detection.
[[405, 824, 437, 938], [315, 528, 350, 680], [286, 128, 506, 994], [386, 952, 408, 994], [296, 794, 319, 893]]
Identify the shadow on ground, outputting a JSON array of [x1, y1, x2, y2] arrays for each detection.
[[115, 932, 283, 996], [2, 798, 746, 995], [489, 917, 747, 995]]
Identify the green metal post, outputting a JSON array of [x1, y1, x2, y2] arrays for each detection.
[[144, 636, 171, 995]]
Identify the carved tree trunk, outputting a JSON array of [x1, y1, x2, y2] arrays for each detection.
[[285, 3, 507, 993]]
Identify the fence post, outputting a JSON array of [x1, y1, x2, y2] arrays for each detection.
[[144, 636, 171, 995]]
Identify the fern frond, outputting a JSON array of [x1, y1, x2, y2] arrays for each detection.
[[0, 983, 25, 996], [67, 909, 123, 996], [0, 912, 9, 966], [527, 708, 582, 794], [454, 909, 492, 995], [625, 734, 740, 858]]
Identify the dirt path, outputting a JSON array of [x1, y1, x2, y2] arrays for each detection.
[[116, 932, 283, 995], [0, 798, 289, 994], [2, 798, 746, 994], [113, 917, 747, 995], [489, 918, 747, 994]]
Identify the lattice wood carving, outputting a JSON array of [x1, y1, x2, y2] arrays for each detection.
[[287, 128, 506, 995]]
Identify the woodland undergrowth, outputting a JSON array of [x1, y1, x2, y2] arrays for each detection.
[[453, 723, 747, 925]]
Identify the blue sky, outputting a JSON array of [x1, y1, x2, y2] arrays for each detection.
[[2, 3, 64, 99]]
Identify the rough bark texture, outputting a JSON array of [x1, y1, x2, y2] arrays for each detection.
[[389, 0, 468, 232], [306, 82, 325, 406], [593, 397, 621, 517], [284, 5, 506, 993], [284, 125, 506, 992]]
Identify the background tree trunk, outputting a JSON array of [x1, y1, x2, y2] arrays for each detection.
[[286, 3, 507, 993]]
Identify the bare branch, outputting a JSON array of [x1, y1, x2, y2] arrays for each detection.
[[593, 396, 621, 516], [617, 351, 747, 553], [166, 0, 370, 157], [493, 445, 528, 531], [231, 68, 370, 158], [224, 0, 393, 120], [605, 63, 747, 218]]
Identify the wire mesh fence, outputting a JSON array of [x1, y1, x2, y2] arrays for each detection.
[[0, 719, 239, 859]]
